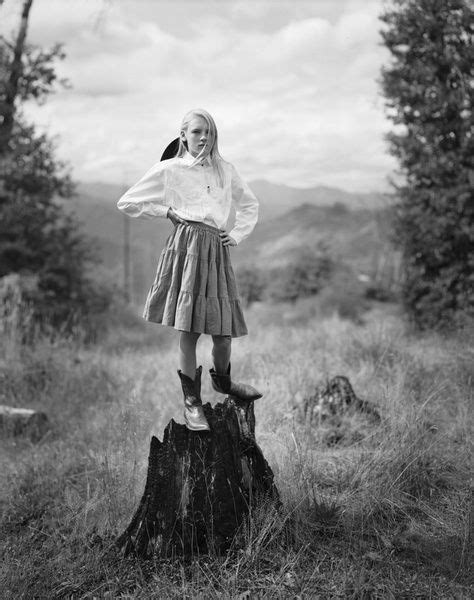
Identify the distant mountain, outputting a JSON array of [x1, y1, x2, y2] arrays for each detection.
[[77, 179, 390, 224], [66, 180, 394, 302], [250, 180, 389, 219], [234, 202, 393, 271]]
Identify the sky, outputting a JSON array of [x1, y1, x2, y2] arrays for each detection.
[[1, 0, 398, 192]]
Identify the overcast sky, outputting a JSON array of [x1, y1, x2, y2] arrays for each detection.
[[1, 0, 398, 192]]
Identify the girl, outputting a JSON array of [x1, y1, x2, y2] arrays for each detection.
[[117, 109, 261, 432]]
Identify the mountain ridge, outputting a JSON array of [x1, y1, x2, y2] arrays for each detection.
[[67, 180, 394, 302], [76, 178, 390, 220]]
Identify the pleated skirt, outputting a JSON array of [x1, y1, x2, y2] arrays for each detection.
[[143, 221, 248, 337]]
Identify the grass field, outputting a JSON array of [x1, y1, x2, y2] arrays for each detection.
[[0, 300, 472, 599]]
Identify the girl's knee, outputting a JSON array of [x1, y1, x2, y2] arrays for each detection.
[[180, 331, 201, 346], [212, 334, 231, 348]]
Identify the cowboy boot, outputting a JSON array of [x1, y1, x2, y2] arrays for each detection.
[[178, 366, 210, 431], [209, 363, 262, 402]]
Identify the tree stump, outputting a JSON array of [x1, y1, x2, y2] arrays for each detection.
[[116, 396, 278, 559], [297, 375, 380, 426], [293, 376, 381, 446], [0, 405, 50, 441]]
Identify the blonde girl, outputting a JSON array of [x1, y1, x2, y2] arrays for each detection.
[[117, 109, 261, 431]]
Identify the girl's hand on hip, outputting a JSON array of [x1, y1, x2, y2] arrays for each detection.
[[167, 207, 187, 226], [219, 230, 237, 247]]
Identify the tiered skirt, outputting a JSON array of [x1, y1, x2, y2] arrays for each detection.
[[143, 221, 248, 337]]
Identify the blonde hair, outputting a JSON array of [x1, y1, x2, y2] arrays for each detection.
[[177, 109, 225, 187]]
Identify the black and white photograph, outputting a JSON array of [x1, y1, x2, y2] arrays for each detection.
[[0, 0, 472, 597]]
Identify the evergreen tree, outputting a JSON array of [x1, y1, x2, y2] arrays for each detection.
[[380, 0, 473, 329], [0, 1, 109, 334]]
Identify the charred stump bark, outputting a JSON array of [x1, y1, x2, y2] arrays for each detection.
[[116, 396, 278, 559]]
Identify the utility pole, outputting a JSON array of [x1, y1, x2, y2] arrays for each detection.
[[123, 205, 131, 304]]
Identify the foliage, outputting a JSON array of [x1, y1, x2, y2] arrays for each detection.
[[236, 264, 266, 306], [318, 267, 370, 324], [16, 42, 70, 103], [0, 118, 110, 332], [267, 243, 334, 303], [237, 244, 337, 307], [0, 16, 110, 335], [380, 0, 474, 330]]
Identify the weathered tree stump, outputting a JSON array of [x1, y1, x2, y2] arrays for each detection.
[[116, 396, 278, 559], [293, 376, 381, 446], [0, 405, 50, 441], [297, 375, 380, 426]]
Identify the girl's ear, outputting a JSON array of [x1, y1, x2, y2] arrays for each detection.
[[180, 131, 188, 149]]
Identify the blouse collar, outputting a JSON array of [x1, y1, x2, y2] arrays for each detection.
[[181, 151, 212, 167]]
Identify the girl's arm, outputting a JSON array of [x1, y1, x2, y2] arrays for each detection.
[[228, 165, 259, 245], [117, 162, 169, 219]]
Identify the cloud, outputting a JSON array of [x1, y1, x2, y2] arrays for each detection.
[[1, 0, 397, 192]]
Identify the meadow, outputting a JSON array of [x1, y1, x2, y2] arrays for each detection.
[[0, 299, 472, 599]]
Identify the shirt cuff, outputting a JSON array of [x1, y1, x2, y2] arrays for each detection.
[[228, 228, 244, 245]]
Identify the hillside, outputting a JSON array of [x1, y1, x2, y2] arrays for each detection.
[[68, 181, 394, 302], [250, 179, 389, 220], [235, 202, 393, 272], [75, 179, 389, 227]]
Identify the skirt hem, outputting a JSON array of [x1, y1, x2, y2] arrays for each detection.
[[142, 317, 248, 338]]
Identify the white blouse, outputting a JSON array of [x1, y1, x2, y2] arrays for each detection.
[[117, 152, 259, 245]]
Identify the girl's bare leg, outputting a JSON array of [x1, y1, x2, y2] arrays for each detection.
[[179, 331, 201, 378], [211, 334, 231, 373]]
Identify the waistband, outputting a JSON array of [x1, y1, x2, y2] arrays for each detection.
[[183, 220, 221, 235]]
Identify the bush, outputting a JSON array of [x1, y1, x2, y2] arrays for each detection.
[[236, 265, 266, 306], [266, 243, 334, 303]]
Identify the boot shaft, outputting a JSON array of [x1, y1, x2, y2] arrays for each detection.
[[209, 364, 231, 394], [178, 366, 202, 407]]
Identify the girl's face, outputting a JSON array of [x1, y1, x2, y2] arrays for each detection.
[[181, 116, 212, 157]]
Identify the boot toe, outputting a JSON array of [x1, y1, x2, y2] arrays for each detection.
[[232, 383, 263, 402]]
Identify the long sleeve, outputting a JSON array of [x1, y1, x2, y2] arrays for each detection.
[[117, 161, 169, 219], [228, 165, 259, 245]]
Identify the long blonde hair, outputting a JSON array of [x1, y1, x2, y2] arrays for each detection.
[[177, 109, 225, 187]]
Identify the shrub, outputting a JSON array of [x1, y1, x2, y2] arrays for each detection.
[[236, 265, 266, 306], [267, 243, 334, 303]]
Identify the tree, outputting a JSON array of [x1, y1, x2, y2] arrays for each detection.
[[267, 243, 334, 303], [0, 1, 109, 336], [0, 0, 33, 154], [236, 265, 266, 306], [380, 0, 473, 329]]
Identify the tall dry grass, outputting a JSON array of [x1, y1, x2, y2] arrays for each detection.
[[0, 301, 472, 598]]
